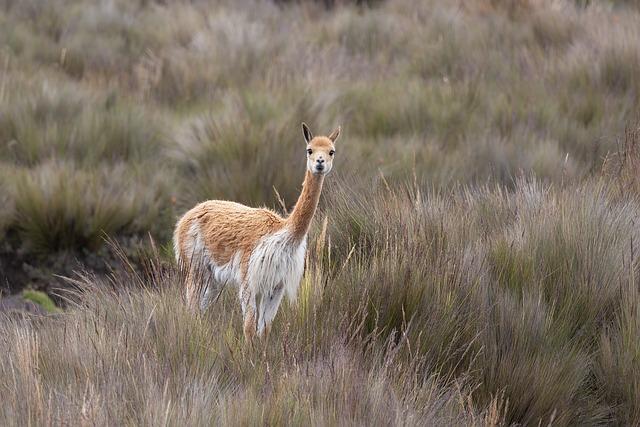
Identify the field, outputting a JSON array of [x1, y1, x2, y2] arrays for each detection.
[[1, 0, 640, 425]]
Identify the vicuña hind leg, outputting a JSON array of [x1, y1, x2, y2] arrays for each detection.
[[184, 268, 215, 313], [244, 308, 257, 341], [184, 271, 200, 311], [240, 282, 257, 341]]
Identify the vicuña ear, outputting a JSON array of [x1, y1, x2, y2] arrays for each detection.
[[302, 122, 313, 144], [328, 125, 341, 143]]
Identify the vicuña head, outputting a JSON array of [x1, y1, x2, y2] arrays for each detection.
[[303, 122, 340, 176], [174, 122, 341, 341]]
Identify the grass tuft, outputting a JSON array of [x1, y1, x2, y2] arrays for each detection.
[[11, 161, 170, 253], [21, 290, 61, 313]]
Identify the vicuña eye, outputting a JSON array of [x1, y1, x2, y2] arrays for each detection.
[[307, 149, 313, 155], [329, 150, 335, 156]]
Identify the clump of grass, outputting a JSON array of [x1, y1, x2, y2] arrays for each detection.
[[0, 81, 85, 164], [530, 7, 577, 50], [596, 279, 640, 425], [478, 291, 600, 425], [11, 161, 170, 253], [21, 290, 61, 313], [318, 177, 639, 424], [491, 181, 637, 339], [603, 123, 640, 197], [327, 8, 408, 59], [598, 42, 640, 96], [478, 181, 638, 424], [341, 79, 482, 141], [0, 81, 163, 167]]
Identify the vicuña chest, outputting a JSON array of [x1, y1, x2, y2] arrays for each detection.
[[247, 228, 307, 297]]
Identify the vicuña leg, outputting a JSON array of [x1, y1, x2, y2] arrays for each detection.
[[240, 281, 257, 341], [243, 307, 257, 341], [184, 270, 199, 311], [185, 266, 215, 312], [257, 283, 286, 337]]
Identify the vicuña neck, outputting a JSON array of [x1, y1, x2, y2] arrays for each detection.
[[287, 170, 324, 242]]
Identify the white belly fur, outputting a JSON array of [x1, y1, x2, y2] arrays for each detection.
[[181, 222, 244, 288]]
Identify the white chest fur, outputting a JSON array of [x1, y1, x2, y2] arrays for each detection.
[[246, 227, 307, 302]]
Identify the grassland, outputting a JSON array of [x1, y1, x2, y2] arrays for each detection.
[[1, 0, 640, 425]]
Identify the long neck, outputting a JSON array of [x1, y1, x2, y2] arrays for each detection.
[[287, 170, 324, 242]]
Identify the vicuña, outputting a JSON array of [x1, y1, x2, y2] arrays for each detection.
[[174, 123, 341, 340]]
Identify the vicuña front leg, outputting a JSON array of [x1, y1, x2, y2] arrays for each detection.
[[240, 282, 286, 341], [257, 283, 286, 337]]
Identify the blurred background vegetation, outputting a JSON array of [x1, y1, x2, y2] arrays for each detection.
[[1, 0, 639, 425]]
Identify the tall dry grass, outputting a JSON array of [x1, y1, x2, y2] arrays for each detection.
[[2, 177, 639, 425]]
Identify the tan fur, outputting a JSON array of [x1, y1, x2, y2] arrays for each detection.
[[288, 170, 324, 241], [175, 201, 284, 276], [174, 123, 341, 341]]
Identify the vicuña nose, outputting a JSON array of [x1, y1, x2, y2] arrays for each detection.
[[317, 158, 325, 164]]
